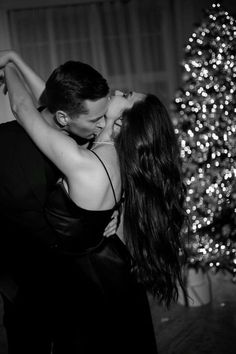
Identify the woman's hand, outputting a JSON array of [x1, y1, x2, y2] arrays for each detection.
[[1, 50, 45, 103], [0, 70, 7, 95], [0, 50, 18, 69]]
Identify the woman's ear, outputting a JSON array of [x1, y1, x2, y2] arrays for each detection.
[[55, 110, 70, 127]]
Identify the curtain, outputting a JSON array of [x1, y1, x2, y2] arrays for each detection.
[[0, 10, 15, 122], [8, 0, 176, 106]]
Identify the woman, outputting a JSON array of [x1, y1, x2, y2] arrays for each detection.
[[3, 60, 186, 354]]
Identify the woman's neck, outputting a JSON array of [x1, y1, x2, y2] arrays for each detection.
[[94, 127, 114, 145]]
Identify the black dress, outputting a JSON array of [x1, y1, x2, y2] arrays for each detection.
[[45, 151, 158, 354]]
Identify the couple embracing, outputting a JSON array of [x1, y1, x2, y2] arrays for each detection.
[[0, 51, 186, 354]]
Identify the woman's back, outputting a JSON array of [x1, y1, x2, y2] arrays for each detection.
[[61, 144, 122, 212], [45, 143, 122, 252]]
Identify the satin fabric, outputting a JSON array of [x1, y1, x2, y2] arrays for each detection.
[[45, 181, 158, 354]]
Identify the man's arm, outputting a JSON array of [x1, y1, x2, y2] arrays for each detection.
[[0, 50, 45, 102]]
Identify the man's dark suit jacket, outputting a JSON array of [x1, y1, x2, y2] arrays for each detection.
[[0, 119, 59, 301]]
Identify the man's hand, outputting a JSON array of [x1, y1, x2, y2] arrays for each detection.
[[103, 210, 119, 237], [106, 95, 128, 121]]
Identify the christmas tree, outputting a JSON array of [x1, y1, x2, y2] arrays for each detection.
[[173, 2, 236, 279]]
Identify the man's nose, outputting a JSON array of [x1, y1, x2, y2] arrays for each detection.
[[96, 116, 106, 129]]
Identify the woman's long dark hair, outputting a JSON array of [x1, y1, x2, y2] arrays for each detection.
[[115, 94, 187, 307]]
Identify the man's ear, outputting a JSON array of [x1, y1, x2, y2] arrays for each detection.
[[55, 110, 70, 127]]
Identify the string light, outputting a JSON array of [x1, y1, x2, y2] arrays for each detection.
[[172, 2, 236, 277]]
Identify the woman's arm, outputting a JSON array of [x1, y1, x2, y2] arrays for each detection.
[[0, 50, 45, 102], [4, 63, 87, 178]]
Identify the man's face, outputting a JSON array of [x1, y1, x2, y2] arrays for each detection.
[[66, 96, 109, 139]]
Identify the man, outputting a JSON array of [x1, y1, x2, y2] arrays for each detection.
[[0, 51, 115, 354], [0, 115, 60, 354]]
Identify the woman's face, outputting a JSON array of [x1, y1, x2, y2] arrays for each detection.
[[106, 90, 146, 129]]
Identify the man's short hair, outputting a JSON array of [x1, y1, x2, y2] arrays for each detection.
[[39, 61, 109, 116]]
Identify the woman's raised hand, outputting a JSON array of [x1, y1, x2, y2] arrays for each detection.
[[0, 50, 18, 69], [0, 70, 8, 95]]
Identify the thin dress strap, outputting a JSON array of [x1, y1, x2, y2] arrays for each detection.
[[90, 149, 118, 206]]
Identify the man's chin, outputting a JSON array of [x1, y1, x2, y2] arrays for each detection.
[[89, 133, 96, 139], [69, 133, 91, 146]]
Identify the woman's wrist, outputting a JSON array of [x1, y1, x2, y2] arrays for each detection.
[[9, 51, 23, 69]]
